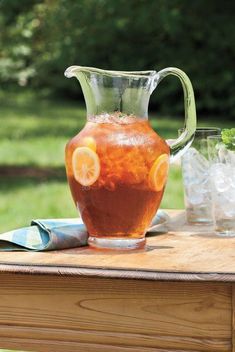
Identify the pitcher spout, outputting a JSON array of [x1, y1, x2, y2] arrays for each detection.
[[64, 66, 81, 78]]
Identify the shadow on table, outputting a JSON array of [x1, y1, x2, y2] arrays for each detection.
[[56, 210, 222, 256], [161, 210, 220, 239]]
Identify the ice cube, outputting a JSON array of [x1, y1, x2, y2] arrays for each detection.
[[200, 178, 211, 194], [194, 152, 209, 171], [186, 148, 209, 173], [220, 198, 235, 218], [182, 148, 212, 205], [204, 191, 212, 201], [183, 147, 198, 161], [210, 163, 225, 176], [187, 183, 205, 205], [182, 148, 210, 182], [210, 163, 232, 192], [214, 173, 231, 192], [231, 168, 235, 188]]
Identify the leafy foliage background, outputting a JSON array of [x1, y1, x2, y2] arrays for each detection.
[[0, 0, 235, 117]]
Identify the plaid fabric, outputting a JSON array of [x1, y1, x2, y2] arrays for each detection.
[[0, 210, 169, 251]]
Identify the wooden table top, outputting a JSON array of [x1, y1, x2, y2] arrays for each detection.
[[0, 210, 234, 282]]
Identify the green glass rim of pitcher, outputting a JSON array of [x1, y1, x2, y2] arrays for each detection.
[[65, 65, 157, 78]]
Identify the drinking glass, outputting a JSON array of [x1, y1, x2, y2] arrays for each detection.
[[180, 127, 221, 224], [208, 135, 235, 236]]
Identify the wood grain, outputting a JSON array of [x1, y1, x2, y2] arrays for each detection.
[[0, 337, 220, 352], [0, 263, 234, 282], [0, 273, 232, 351], [0, 210, 235, 282], [233, 284, 235, 352]]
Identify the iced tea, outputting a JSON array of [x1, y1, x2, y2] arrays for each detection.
[[65, 113, 169, 249]]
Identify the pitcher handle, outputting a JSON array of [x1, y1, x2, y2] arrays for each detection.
[[157, 67, 197, 162]]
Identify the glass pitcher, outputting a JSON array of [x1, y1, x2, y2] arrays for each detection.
[[64, 66, 196, 250]]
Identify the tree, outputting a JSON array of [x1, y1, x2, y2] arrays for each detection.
[[0, 0, 235, 116]]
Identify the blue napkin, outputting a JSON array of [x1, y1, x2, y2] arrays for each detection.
[[0, 210, 169, 251]]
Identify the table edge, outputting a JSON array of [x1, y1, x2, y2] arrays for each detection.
[[0, 263, 234, 282]]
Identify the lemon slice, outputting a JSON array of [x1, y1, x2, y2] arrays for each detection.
[[82, 136, 96, 151], [149, 153, 169, 191], [72, 147, 100, 186]]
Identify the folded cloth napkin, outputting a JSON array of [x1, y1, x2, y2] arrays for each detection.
[[0, 210, 169, 251]]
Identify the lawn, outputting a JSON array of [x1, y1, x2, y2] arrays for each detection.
[[0, 91, 232, 233]]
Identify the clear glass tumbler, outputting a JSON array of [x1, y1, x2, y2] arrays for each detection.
[[180, 127, 221, 224], [207, 135, 235, 236]]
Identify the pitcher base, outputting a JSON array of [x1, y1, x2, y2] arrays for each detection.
[[88, 236, 146, 250]]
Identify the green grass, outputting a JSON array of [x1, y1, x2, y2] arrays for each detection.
[[0, 90, 233, 232], [0, 178, 77, 232]]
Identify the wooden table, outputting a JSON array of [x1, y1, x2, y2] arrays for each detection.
[[0, 210, 235, 352]]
